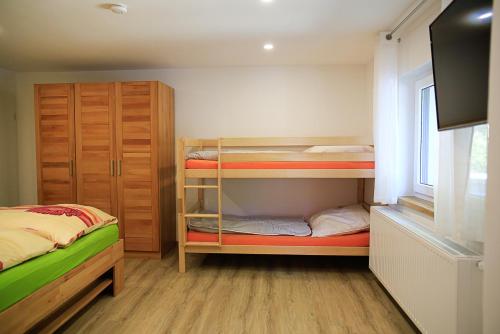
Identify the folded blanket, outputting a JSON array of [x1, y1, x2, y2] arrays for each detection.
[[186, 149, 296, 161], [0, 229, 57, 271], [186, 150, 219, 161], [188, 214, 311, 236]]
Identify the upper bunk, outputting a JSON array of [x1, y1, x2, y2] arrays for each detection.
[[177, 136, 375, 179]]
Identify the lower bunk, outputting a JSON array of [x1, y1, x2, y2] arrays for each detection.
[[178, 205, 370, 272], [188, 230, 369, 247], [180, 231, 369, 272]]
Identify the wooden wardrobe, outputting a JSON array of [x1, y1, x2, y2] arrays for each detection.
[[35, 81, 175, 258]]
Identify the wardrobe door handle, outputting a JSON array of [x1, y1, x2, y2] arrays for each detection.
[[110, 160, 115, 176], [118, 160, 122, 176], [69, 160, 74, 176]]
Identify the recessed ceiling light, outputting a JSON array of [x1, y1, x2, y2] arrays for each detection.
[[261, 0, 273, 3], [263, 43, 274, 51], [478, 12, 492, 20], [110, 3, 128, 14]]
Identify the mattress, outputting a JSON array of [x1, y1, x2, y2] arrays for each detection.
[[185, 160, 375, 169], [187, 230, 369, 247], [188, 214, 311, 236], [0, 224, 119, 312]]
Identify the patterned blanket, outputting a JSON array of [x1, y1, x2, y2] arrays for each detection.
[[0, 204, 117, 271]]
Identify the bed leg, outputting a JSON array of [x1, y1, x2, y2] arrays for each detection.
[[357, 178, 365, 204], [178, 245, 186, 273], [113, 258, 124, 296]]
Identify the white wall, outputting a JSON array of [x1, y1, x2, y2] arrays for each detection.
[[394, 0, 441, 197], [15, 65, 371, 215], [397, 0, 441, 76], [483, 0, 500, 332], [0, 69, 18, 206]]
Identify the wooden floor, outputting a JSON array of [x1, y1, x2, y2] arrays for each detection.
[[60, 251, 417, 334]]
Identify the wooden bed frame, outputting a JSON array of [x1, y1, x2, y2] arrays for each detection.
[[176, 137, 374, 272], [0, 240, 124, 333]]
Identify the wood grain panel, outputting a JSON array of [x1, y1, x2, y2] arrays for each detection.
[[35, 84, 76, 204], [75, 83, 116, 215], [158, 83, 177, 254], [124, 237, 154, 252], [116, 81, 159, 252], [124, 219, 153, 238]]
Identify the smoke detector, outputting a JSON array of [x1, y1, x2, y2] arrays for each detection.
[[110, 3, 127, 14]]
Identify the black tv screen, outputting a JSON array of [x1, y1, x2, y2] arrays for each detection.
[[430, 0, 492, 131]]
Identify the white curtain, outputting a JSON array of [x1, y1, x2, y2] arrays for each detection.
[[373, 33, 399, 204], [435, 125, 488, 254]]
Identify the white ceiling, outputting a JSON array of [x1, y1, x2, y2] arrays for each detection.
[[0, 0, 414, 71]]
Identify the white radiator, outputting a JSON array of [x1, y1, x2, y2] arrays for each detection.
[[369, 207, 483, 334]]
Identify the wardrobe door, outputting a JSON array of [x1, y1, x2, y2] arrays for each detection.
[[74, 83, 117, 215], [116, 81, 159, 252], [35, 84, 76, 204]]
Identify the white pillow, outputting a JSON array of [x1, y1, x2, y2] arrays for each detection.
[[303, 145, 372, 153], [308, 204, 369, 237]]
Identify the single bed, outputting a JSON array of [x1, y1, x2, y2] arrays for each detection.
[[0, 206, 124, 333]]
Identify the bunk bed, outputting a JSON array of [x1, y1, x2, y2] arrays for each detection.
[[176, 137, 375, 272]]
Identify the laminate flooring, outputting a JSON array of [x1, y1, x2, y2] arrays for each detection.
[[60, 251, 417, 334]]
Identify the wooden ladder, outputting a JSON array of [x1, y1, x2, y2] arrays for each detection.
[[183, 138, 223, 247]]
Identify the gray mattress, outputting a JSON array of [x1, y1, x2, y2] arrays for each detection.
[[188, 214, 311, 236]]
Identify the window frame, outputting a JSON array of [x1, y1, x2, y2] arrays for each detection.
[[414, 75, 436, 198]]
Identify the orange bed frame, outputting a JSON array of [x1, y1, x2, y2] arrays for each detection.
[[186, 159, 375, 170], [187, 231, 370, 247]]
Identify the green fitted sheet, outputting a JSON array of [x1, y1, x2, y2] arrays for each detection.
[[0, 224, 119, 312]]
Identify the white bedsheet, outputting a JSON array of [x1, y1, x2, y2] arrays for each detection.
[[188, 214, 311, 236]]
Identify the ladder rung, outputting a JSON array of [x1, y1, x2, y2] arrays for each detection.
[[185, 241, 220, 247], [184, 213, 220, 218], [184, 185, 219, 189]]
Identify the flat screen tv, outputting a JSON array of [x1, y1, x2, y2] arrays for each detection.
[[430, 0, 493, 131]]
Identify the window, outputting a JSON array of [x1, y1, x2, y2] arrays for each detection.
[[414, 76, 438, 197]]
